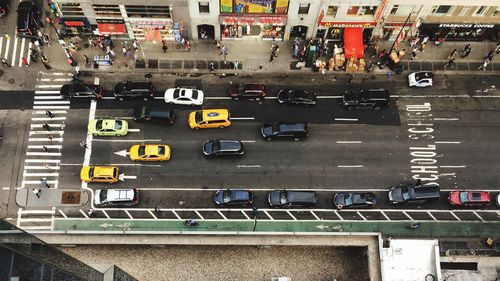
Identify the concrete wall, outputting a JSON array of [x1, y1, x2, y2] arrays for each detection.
[[286, 0, 322, 40], [187, 0, 220, 40]]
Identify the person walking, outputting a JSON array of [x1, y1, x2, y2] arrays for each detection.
[[22, 57, 29, 67], [46, 110, 54, 119], [269, 52, 274, 63], [410, 48, 418, 60], [162, 41, 168, 53], [386, 70, 392, 79], [42, 145, 49, 152], [397, 48, 406, 60], [444, 58, 456, 69], [461, 44, 472, 58], [419, 42, 427, 52], [32, 188, 41, 198], [485, 50, 494, 62], [478, 58, 491, 71], [133, 51, 139, 62], [83, 55, 89, 65], [1, 58, 10, 67], [47, 134, 53, 143], [87, 209, 94, 217], [154, 205, 161, 213], [80, 140, 88, 149], [448, 49, 458, 60], [132, 39, 139, 51], [40, 178, 50, 188], [495, 42, 500, 55], [42, 123, 51, 131], [209, 62, 215, 72]]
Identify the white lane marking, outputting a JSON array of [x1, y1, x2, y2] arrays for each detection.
[[435, 141, 461, 144], [125, 210, 133, 219], [53, 78, 72, 82], [317, 95, 342, 99], [236, 165, 261, 168], [102, 210, 110, 219], [26, 152, 62, 156], [23, 172, 60, 177], [427, 211, 437, 221], [92, 139, 162, 142], [25, 159, 60, 163], [337, 165, 363, 168], [230, 117, 255, 120], [35, 90, 61, 94], [148, 210, 157, 219], [32, 117, 66, 121], [57, 163, 84, 166], [95, 116, 133, 120], [34, 96, 63, 100], [407, 123, 433, 126], [2, 187, 10, 190], [33, 106, 70, 110], [265, 97, 277, 100], [401, 95, 470, 98], [102, 97, 115, 100], [0, 37, 3, 58], [22, 180, 58, 185], [433, 118, 459, 121], [472, 211, 485, 222], [28, 145, 62, 149], [58, 209, 68, 219], [31, 124, 65, 128], [29, 130, 64, 135], [336, 141, 362, 144], [335, 118, 358, 121], [357, 211, 367, 221], [18, 37, 25, 67], [27, 42, 33, 66], [80, 209, 89, 219], [3, 36, 10, 60], [34, 110, 67, 114], [240, 140, 256, 143], [25, 166, 60, 170], [50, 72, 72, 76], [35, 84, 64, 89], [28, 138, 63, 142], [33, 101, 68, 105], [83, 100, 97, 166], [127, 129, 141, 132], [10, 36, 17, 66], [440, 165, 466, 168], [449, 212, 461, 221], [205, 97, 231, 100]]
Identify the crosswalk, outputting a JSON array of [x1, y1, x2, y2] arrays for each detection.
[[0, 34, 36, 67], [18, 72, 72, 230]]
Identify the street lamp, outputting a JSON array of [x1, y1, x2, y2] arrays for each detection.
[[252, 206, 258, 232], [389, 11, 415, 53]]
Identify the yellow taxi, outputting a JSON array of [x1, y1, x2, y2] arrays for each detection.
[[129, 144, 171, 161], [80, 166, 119, 183], [188, 109, 231, 129]]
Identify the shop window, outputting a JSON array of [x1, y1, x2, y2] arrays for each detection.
[[93, 4, 122, 18], [432, 5, 452, 15], [474, 6, 488, 16], [390, 5, 416, 16], [298, 3, 310, 15], [494, 7, 500, 17], [347, 6, 359, 15], [359, 6, 377, 15], [326, 6, 337, 17], [199, 2, 210, 14], [60, 3, 84, 16], [125, 5, 172, 18], [458, 7, 471, 16]]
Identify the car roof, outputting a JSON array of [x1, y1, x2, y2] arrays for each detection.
[[104, 189, 135, 201], [229, 190, 251, 201], [218, 140, 242, 151], [93, 166, 117, 176], [100, 119, 118, 129], [278, 122, 308, 131], [351, 192, 376, 204], [414, 71, 433, 80], [201, 109, 229, 120], [286, 191, 316, 203]]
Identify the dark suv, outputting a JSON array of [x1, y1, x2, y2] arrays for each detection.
[[133, 105, 175, 125], [388, 179, 440, 205], [17, 0, 39, 35], [114, 81, 155, 100], [341, 89, 390, 110], [203, 140, 244, 157], [268, 190, 317, 208], [261, 122, 308, 141], [213, 189, 254, 207], [229, 83, 266, 100], [61, 83, 103, 101]]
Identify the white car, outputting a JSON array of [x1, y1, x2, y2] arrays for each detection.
[[164, 87, 204, 106], [408, 71, 433, 88]]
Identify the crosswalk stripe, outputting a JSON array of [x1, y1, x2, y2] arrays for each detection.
[[25, 159, 60, 163], [24, 166, 60, 170], [28, 138, 63, 142], [27, 145, 63, 149], [4, 36, 10, 60], [22, 180, 58, 185], [35, 90, 61, 94], [32, 117, 66, 121], [34, 96, 63, 100], [35, 85, 64, 88], [34, 101, 69, 105], [33, 106, 70, 110], [33, 110, 67, 114], [11, 36, 17, 66], [25, 152, 62, 156], [23, 172, 60, 177], [26, 41, 32, 65], [0, 37, 3, 58], [29, 130, 64, 135], [31, 124, 65, 128]]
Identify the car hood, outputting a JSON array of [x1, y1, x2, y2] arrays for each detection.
[[229, 84, 239, 96], [164, 88, 175, 100], [333, 193, 345, 206], [268, 191, 280, 206], [94, 189, 102, 204], [448, 191, 460, 204], [213, 191, 224, 205], [87, 120, 97, 131], [389, 187, 403, 202], [203, 141, 214, 155], [408, 73, 417, 84], [261, 123, 273, 137]]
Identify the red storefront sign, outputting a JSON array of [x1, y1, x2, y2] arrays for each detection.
[[64, 21, 85, 27], [374, 0, 387, 21], [220, 15, 287, 26], [384, 22, 414, 28], [320, 21, 376, 28]]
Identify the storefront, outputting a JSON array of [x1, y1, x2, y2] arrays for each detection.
[[382, 22, 414, 41], [60, 18, 92, 36], [318, 21, 376, 44], [128, 18, 174, 42], [219, 15, 287, 40], [419, 23, 499, 42], [96, 19, 127, 37]]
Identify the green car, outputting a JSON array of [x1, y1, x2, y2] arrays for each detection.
[[88, 119, 129, 136]]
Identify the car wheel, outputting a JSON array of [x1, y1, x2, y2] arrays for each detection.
[[278, 99, 284, 104], [219, 125, 225, 129]]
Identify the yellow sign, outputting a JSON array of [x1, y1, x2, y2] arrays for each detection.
[[276, 0, 289, 14], [220, 0, 233, 13]]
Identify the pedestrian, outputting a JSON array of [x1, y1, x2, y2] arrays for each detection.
[[495, 42, 500, 55], [221, 45, 228, 63], [47, 134, 53, 143], [162, 41, 168, 53], [410, 48, 418, 60], [133, 51, 139, 62], [398, 48, 406, 60], [83, 55, 89, 65], [132, 39, 138, 51], [448, 49, 457, 60], [1, 58, 10, 67], [80, 140, 88, 149], [461, 44, 472, 58], [445, 58, 455, 69], [32, 188, 41, 198], [22, 57, 29, 67], [485, 50, 494, 61], [209, 62, 215, 72], [122, 46, 127, 57], [46, 110, 54, 119], [386, 70, 392, 78], [269, 53, 274, 63], [347, 73, 354, 84], [42, 146, 49, 152], [43, 33, 50, 47], [40, 178, 50, 188], [44, 163, 53, 172], [183, 39, 190, 51], [125, 49, 131, 59], [30, 53, 37, 63], [87, 209, 94, 217], [4, 33, 10, 40], [419, 42, 427, 52], [154, 205, 161, 213], [109, 49, 116, 58], [478, 59, 491, 71]]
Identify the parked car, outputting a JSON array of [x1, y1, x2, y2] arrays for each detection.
[[408, 71, 433, 88], [188, 109, 231, 129], [388, 179, 440, 205], [88, 118, 128, 136], [277, 89, 317, 106], [229, 83, 266, 100], [203, 140, 244, 157], [448, 190, 491, 207], [333, 192, 377, 209], [213, 189, 253, 207], [114, 81, 154, 100], [133, 105, 175, 125], [60, 82, 103, 101], [0, 0, 10, 17], [94, 188, 139, 207], [164, 87, 204, 106], [341, 89, 390, 110], [268, 190, 317, 208], [129, 144, 171, 161], [80, 166, 119, 183], [261, 122, 308, 141], [16, 0, 38, 35]]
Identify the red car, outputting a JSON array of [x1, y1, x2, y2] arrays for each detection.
[[229, 83, 266, 101], [448, 190, 491, 207]]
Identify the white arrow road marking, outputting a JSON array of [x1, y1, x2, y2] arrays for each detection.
[[119, 174, 137, 181], [127, 129, 141, 132], [99, 223, 113, 228], [114, 150, 130, 157], [35, 90, 61, 94]]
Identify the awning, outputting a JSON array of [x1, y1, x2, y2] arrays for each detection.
[[343, 27, 364, 59], [97, 23, 126, 35], [64, 21, 85, 27]]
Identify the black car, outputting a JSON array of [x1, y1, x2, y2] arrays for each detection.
[[333, 192, 377, 209], [16, 0, 38, 35], [203, 140, 244, 157], [341, 89, 390, 110], [133, 105, 175, 125], [261, 122, 308, 141], [60, 83, 103, 101], [388, 179, 440, 205], [268, 190, 317, 208], [213, 189, 254, 207], [277, 89, 317, 106], [229, 83, 266, 100], [0, 0, 10, 17], [114, 81, 155, 100]]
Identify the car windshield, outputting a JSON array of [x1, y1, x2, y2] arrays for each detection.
[[280, 191, 287, 205], [238, 84, 245, 92], [415, 72, 432, 81], [344, 193, 353, 205], [212, 141, 220, 152], [173, 88, 180, 98], [459, 192, 470, 203], [89, 167, 94, 177], [158, 146, 165, 155], [402, 187, 411, 201], [194, 111, 203, 123], [272, 123, 280, 133], [138, 145, 146, 156], [222, 190, 231, 203], [114, 120, 123, 130], [191, 90, 198, 99], [99, 190, 108, 203], [95, 120, 103, 130]]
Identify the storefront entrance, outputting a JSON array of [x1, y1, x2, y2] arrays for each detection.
[[419, 23, 498, 42], [290, 25, 307, 40], [219, 15, 287, 40], [197, 24, 215, 40]]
